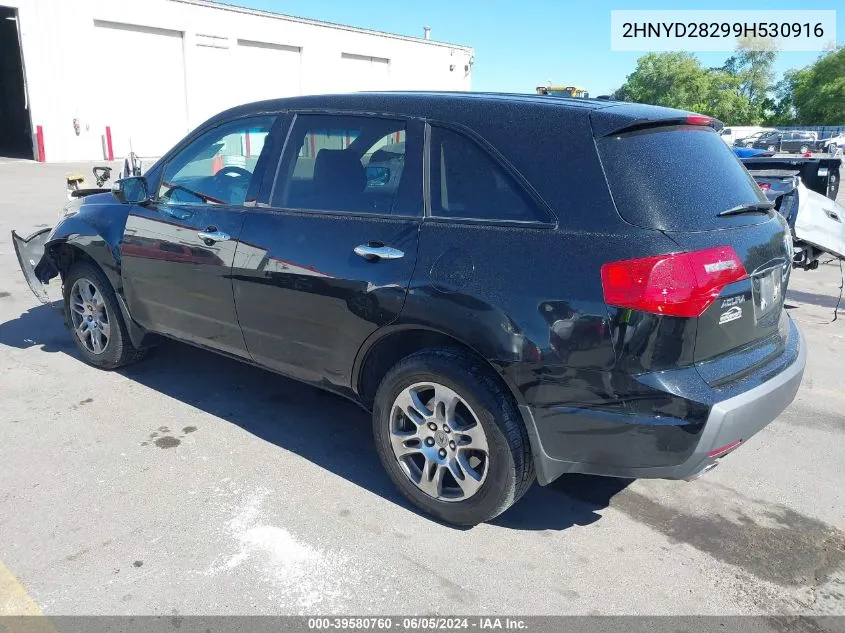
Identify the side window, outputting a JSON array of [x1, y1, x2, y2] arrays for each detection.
[[157, 115, 275, 206], [272, 114, 422, 216], [429, 125, 547, 222]]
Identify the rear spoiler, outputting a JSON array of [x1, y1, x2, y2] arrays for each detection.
[[590, 104, 723, 137], [740, 157, 841, 201]]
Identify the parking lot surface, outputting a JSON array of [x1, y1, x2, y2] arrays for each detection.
[[0, 160, 843, 616]]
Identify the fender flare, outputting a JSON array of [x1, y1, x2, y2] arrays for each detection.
[[45, 225, 146, 348], [351, 321, 528, 406]]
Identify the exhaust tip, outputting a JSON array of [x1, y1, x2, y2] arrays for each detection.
[[684, 462, 719, 482]]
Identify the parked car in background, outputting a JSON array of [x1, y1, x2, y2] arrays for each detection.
[[748, 168, 845, 270], [12, 93, 805, 526], [719, 126, 771, 146], [821, 133, 845, 155], [751, 131, 818, 154], [732, 129, 776, 148]]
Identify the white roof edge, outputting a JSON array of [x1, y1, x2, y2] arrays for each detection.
[[169, 0, 474, 52]]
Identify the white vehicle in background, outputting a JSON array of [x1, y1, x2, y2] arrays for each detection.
[[821, 133, 845, 155], [748, 169, 845, 270], [719, 126, 773, 146], [792, 180, 845, 268]]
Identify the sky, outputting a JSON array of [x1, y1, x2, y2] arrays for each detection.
[[231, 0, 842, 96]]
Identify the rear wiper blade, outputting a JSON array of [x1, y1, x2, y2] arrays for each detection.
[[717, 202, 774, 217]]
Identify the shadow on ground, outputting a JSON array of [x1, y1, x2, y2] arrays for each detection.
[[0, 303, 630, 530], [0, 303, 75, 353]]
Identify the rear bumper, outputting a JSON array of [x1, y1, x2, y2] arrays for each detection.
[[523, 322, 806, 485]]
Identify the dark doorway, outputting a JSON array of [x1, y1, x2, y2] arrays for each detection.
[[0, 6, 34, 159]]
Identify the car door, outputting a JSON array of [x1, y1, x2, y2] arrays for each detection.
[[757, 133, 775, 150], [121, 114, 279, 357], [780, 132, 801, 152], [232, 113, 424, 388]]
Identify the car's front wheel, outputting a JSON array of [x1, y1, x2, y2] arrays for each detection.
[[799, 145, 810, 154], [767, 144, 777, 152], [63, 261, 146, 369], [373, 348, 534, 526]]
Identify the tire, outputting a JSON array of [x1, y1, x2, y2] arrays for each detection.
[[767, 145, 777, 152], [799, 145, 809, 154], [373, 347, 535, 526], [63, 261, 146, 370]]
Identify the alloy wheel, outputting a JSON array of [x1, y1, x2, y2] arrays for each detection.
[[389, 382, 489, 501], [69, 278, 111, 355]]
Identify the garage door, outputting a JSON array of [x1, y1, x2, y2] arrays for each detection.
[[93, 21, 188, 158], [340, 53, 390, 92], [188, 38, 301, 128], [236, 40, 301, 103]]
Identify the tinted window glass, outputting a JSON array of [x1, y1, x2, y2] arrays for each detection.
[[430, 126, 545, 222], [273, 115, 421, 216], [596, 126, 768, 231], [158, 116, 275, 206]]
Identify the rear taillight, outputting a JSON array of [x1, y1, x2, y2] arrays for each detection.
[[601, 246, 748, 317]]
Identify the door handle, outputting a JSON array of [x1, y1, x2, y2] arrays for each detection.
[[354, 243, 404, 261], [197, 229, 230, 244]]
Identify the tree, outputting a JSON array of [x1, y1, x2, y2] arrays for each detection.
[[705, 69, 754, 124], [787, 47, 845, 124], [614, 46, 843, 125], [612, 52, 754, 124], [612, 52, 712, 111], [764, 72, 798, 126], [722, 38, 777, 124]]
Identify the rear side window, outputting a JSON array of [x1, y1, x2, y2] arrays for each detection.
[[429, 126, 547, 223], [596, 126, 768, 231], [272, 114, 422, 216]]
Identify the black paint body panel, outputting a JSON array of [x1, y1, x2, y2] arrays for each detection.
[[26, 93, 805, 483]]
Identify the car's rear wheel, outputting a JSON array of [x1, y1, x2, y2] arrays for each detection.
[[799, 145, 809, 154], [373, 348, 534, 526], [63, 262, 145, 369]]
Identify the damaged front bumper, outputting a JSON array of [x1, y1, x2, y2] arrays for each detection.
[[11, 228, 58, 305]]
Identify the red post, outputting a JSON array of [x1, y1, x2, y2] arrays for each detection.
[[105, 126, 114, 161], [36, 125, 45, 162], [245, 130, 251, 158], [309, 133, 316, 158]]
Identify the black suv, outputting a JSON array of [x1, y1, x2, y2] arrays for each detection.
[[751, 131, 817, 154], [13, 93, 805, 526]]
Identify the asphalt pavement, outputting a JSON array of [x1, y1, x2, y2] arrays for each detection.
[[0, 160, 843, 617]]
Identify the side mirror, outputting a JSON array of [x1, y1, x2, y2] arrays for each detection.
[[112, 176, 150, 204]]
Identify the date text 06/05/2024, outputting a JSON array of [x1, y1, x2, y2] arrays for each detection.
[[306, 617, 528, 630]]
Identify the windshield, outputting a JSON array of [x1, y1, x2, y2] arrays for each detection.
[[596, 125, 768, 231]]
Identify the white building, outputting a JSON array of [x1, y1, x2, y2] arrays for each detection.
[[0, 0, 474, 162]]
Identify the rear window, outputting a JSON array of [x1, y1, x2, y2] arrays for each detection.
[[597, 126, 768, 231]]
